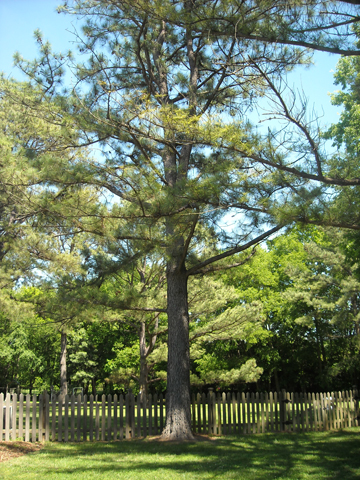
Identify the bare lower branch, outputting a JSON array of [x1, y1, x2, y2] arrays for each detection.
[[190, 248, 256, 275], [187, 225, 283, 277]]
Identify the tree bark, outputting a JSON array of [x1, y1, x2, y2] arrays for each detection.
[[161, 263, 194, 440], [91, 377, 97, 396], [139, 321, 149, 403], [59, 331, 68, 402]]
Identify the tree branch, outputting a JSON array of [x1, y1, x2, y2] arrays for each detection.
[[187, 225, 283, 277]]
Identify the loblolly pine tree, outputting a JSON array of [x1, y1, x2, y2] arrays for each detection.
[[13, 0, 360, 439]]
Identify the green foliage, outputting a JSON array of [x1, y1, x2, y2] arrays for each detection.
[[0, 311, 59, 392]]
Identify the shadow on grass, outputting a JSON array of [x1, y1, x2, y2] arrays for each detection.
[[13, 429, 360, 479]]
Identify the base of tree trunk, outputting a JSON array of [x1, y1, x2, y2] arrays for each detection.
[[152, 433, 219, 443], [160, 414, 195, 441], [160, 428, 195, 441]]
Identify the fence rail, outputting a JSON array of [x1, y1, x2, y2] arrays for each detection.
[[0, 389, 359, 442]]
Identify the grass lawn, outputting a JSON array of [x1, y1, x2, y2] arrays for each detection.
[[0, 428, 359, 480]]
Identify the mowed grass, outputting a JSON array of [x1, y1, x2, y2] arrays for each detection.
[[0, 428, 359, 480]]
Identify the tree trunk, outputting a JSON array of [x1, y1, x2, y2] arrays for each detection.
[[161, 264, 194, 440], [91, 377, 97, 396], [139, 321, 149, 403], [59, 331, 68, 402]]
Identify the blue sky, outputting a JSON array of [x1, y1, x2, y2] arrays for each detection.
[[0, 0, 342, 128]]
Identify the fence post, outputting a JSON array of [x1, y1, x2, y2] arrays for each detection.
[[4, 393, 11, 441], [137, 394, 142, 438], [119, 394, 124, 440], [0, 393, 3, 441], [58, 395, 63, 442], [89, 394, 94, 442], [208, 388, 216, 435], [107, 394, 112, 441], [153, 393, 158, 436], [148, 394, 153, 437], [83, 394, 88, 442], [217, 392, 222, 435], [125, 393, 130, 439], [11, 393, 17, 440], [44, 392, 50, 441], [64, 394, 69, 442], [113, 393, 119, 440], [354, 388, 359, 427], [32, 394, 37, 442], [280, 390, 286, 432]]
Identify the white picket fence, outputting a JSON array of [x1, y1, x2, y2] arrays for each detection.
[[0, 389, 359, 442]]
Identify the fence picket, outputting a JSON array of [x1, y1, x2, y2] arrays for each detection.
[[11, 393, 17, 440], [125, 394, 130, 439], [226, 393, 231, 434], [64, 395, 69, 442], [160, 394, 164, 433], [101, 395, 106, 441], [191, 394, 195, 433], [274, 392, 281, 432], [268, 392, 273, 432], [354, 389, 359, 427], [254, 392, 260, 433], [249, 392, 254, 434], [70, 394, 75, 442], [136, 395, 141, 438], [95, 398, 100, 441], [119, 394, 124, 440], [57, 397, 62, 442], [241, 392, 246, 435], [299, 393, 304, 433], [204, 393, 208, 434], [196, 393, 201, 434], [149, 394, 153, 437], [303, 393, 309, 432], [216, 393, 221, 435], [113, 394, 118, 440], [291, 392, 296, 432], [0, 394, 3, 441], [245, 392, 250, 434], [323, 392, 328, 430], [83, 395, 88, 442], [154, 393, 158, 435], [310, 393, 315, 431], [131, 393, 135, 438], [338, 391, 343, 430], [39, 394, 43, 442], [89, 395, 94, 442], [329, 392, 334, 430], [4, 394, 10, 441], [347, 390, 353, 428], [262, 393, 266, 434], [18, 394, 24, 440], [236, 392, 241, 435], [107, 394, 112, 441], [142, 394, 147, 438], [44, 392, 50, 441], [210, 391, 216, 435], [51, 395, 56, 441]]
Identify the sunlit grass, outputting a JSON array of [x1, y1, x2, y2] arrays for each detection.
[[0, 428, 359, 479]]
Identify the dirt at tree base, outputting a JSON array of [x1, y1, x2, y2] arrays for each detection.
[[148, 433, 220, 443], [0, 442, 43, 462]]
